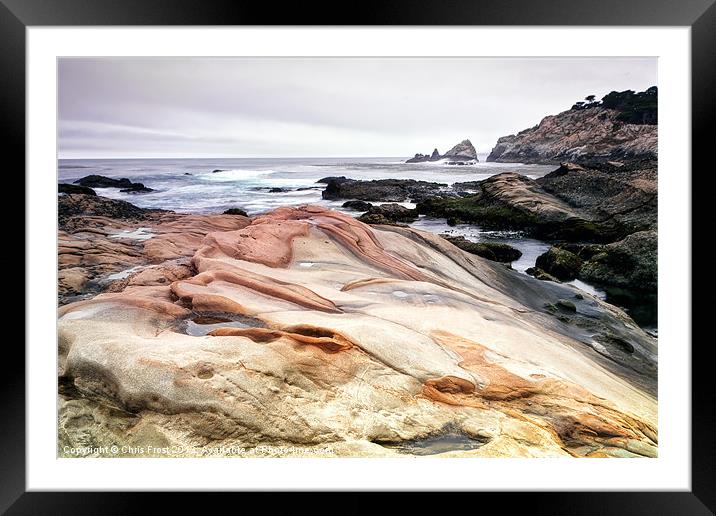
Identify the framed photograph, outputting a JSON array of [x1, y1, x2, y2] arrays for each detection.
[[6, 0, 712, 512]]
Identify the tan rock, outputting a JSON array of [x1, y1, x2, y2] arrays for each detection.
[[58, 206, 657, 457]]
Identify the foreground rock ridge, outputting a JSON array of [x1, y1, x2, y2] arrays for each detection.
[[58, 199, 657, 458]]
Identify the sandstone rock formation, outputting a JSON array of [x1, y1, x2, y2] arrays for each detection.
[[486, 108, 657, 164], [58, 193, 250, 304], [58, 204, 657, 458]]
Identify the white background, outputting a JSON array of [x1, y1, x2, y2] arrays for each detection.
[[27, 27, 691, 491]]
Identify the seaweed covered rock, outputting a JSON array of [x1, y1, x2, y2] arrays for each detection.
[[442, 235, 522, 263], [579, 230, 657, 291], [535, 247, 583, 281]]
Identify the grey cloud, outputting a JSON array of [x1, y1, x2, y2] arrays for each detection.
[[58, 57, 657, 158]]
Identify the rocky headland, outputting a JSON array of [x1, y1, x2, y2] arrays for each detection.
[[486, 88, 658, 164], [406, 139, 478, 164], [58, 193, 656, 458]]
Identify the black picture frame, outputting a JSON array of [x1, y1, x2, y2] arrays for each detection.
[[4, 0, 713, 513]]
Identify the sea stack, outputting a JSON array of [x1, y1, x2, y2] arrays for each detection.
[[406, 139, 478, 164]]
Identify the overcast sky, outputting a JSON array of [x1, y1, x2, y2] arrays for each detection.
[[58, 57, 657, 158]]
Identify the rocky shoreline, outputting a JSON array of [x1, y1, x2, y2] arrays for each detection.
[[58, 192, 657, 458], [313, 159, 657, 297]]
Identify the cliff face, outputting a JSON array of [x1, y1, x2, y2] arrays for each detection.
[[486, 107, 657, 164]]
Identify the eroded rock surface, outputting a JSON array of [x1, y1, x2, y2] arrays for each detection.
[[58, 193, 250, 304], [58, 205, 657, 458]]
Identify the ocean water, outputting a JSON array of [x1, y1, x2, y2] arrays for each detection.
[[58, 156, 655, 329], [58, 155, 553, 214]]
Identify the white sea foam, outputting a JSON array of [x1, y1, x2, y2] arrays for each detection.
[[199, 169, 275, 182]]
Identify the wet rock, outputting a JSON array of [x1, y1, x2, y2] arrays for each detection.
[[59, 183, 97, 196], [74, 175, 154, 193], [342, 200, 373, 211], [442, 235, 522, 263], [322, 178, 447, 202], [119, 183, 154, 193], [58, 193, 153, 228], [360, 203, 419, 223], [579, 230, 657, 291], [535, 247, 583, 281], [556, 299, 577, 312], [223, 208, 249, 217], [525, 267, 561, 283]]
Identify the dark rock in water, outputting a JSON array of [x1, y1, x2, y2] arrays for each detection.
[[74, 175, 134, 188], [406, 153, 431, 163], [59, 183, 97, 196], [58, 193, 157, 229], [268, 187, 288, 193], [184, 172, 192, 175], [526, 267, 561, 282], [554, 242, 607, 261], [359, 203, 419, 224], [316, 176, 348, 184], [75, 174, 154, 193], [405, 139, 478, 163], [535, 247, 583, 281], [406, 149, 442, 163], [119, 183, 154, 193], [441, 235, 522, 263], [211, 169, 226, 173], [579, 230, 657, 291], [357, 213, 408, 226], [223, 208, 249, 217], [342, 200, 373, 211], [442, 139, 478, 161], [322, 177, 447, 202]]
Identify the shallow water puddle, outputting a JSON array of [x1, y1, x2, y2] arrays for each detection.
[[105, 265, 146, 281], [109, 227, 155, 241], [374, 431, 488, 456], [181, 314, 265, 337]]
